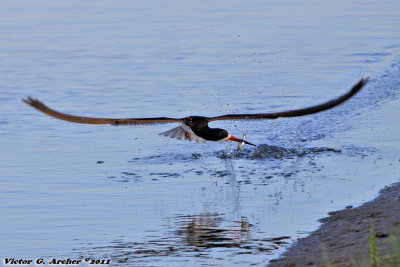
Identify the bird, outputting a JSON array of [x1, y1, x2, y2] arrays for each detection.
[[23, 78, 368, 148]]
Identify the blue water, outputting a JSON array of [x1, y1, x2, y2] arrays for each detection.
[[1, 1, 400, 266]]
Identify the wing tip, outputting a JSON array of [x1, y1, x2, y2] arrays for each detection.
[[22, 96, 43, 108], [360, 76, 369, 86], [22, 96, 33, 105], [356, 76, 369, 90], [348, 76, 369, 97]]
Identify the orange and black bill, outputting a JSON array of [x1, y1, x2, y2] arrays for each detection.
[[229, 136, 256, 146]]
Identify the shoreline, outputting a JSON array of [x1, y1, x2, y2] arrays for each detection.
[[268, 182, 400, 266]]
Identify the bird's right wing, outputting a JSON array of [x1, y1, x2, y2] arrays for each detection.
[[208, 78, 368, 121], [23, 97, 183, 126]]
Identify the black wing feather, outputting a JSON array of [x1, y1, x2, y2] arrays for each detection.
[[22, 97, 182, 125], [208, 78, 368, 121]]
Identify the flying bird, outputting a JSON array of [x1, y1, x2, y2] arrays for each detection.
[[23, 78, 368, 148]]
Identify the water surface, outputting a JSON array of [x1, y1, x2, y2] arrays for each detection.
[[1, 1, 400, 266]]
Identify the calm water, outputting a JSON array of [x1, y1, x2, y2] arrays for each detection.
[[1, 1, 400, 266]]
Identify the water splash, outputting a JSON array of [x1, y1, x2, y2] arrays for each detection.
[[216, 144, 341, 160]]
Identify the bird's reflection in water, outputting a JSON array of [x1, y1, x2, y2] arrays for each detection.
[[171, 213, 251, 248], [80, 212, 291, 265]]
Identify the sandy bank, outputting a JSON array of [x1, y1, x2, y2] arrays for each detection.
[[269, 182, 400, 266]]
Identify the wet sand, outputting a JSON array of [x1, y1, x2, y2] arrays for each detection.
[[269, 182, 400, 266]]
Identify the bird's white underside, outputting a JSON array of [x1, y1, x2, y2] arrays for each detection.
[[159, 124, 207, 144]]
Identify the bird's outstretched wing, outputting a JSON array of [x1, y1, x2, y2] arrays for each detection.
[[22, 97, 182, 125], [208, 78, 368, 122]]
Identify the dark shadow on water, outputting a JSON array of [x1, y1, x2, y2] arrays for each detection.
[[112, 144, 347, 184], [216, 144, 341, 160], [108, 143, 377, 188], [129, 144, 341, 163]]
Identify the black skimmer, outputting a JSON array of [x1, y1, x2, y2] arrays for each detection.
[[23, 78, 368, 148]]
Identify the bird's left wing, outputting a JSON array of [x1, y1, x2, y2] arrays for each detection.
[[23, 97, 183, 125], [208, 78, 368, 122]]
